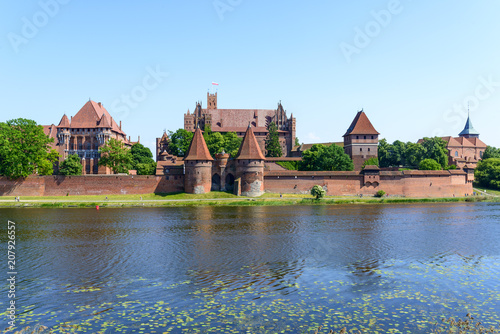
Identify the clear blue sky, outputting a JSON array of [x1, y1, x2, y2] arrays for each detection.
[[2, 0, 500, 154]]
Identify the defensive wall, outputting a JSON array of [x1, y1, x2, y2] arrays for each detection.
[[0, 168, 473, 198]]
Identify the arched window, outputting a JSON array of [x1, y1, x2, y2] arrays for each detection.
[[480, 151, 483, 158], [455, 151, 459, 157]]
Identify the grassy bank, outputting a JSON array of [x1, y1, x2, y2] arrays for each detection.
[[0, 192, 497, 208]]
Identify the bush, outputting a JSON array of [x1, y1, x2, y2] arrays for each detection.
[[311, 185, 326, 200], [362, 157, 379, 169], [59, 154, 82, 175], [375, 190, 386, 197], [275, 161, 299, 170], [419, 158, 442, 170]]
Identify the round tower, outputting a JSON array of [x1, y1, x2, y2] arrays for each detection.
[[236, 125, 266, 197], [184, 127, 214, 194]]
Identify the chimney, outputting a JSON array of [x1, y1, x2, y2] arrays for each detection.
[[98, 102, 102, 108], [128, 136, 130, 142], [138, 136, 140, 143]]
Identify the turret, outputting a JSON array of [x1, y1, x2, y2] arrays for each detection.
[[235, 124, 266, 197], [343, 110, 380, 170], [183, 127, 213, 194]]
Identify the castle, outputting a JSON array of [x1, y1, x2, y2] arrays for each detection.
[[183, 92, 296, 156], [43, 100, 135, 174]]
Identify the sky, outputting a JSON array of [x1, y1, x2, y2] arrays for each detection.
[[1, 0, 500, 154]]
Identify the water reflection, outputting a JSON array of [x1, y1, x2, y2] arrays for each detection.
[[0, 203, 499, 333]]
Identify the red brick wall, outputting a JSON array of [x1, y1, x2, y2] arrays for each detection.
[[0, 175, 184, 197], [264, 170, 473, 198]]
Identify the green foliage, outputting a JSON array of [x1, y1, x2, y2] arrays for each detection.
[[362, 157, 379, 168], [265, 122, 283, 157], [311, 185, 326, 200], [475, 158, 500, 190], [420, 137, 448, 169], [419, 158, 442, 170], [0, 118, 59, 178], [222, 132, 242, 157], [446, 164, 457, 170], [375, 190, 386, 197], [299, 144, 354, 171], [295, 137, 300, 147], [168, 129, 193, 157], [205, 131, 225, 157], [130, 143, 156, 175], [379, 137, 448, 169], [59, 154, 83, 175], [98, 138, 133, 174], [275, 161, 299, 170], [482, 146, 500, 160]]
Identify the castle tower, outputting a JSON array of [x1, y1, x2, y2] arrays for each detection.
[[343, 110, 380, 170], [235, 124, 266, 197], [184, 127, 214, 194], [459, 113, 480, 139], [207, 92, 217, 109]]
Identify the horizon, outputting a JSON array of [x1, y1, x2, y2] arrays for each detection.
[[2, 1, 500, 154]]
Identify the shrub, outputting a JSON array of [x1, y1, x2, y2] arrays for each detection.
[[419, 158, 442, 170], [311, 185, 326, 200], [375, 190, 386, 197]]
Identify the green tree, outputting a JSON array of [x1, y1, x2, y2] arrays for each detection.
[[295, 137, 300, 147], [482, 146, 500, 160], [130, 143, 156, 175], [168, 129, 194, 157], [311, 185, 326, 200], [475, 158, 500, 190], [222, 132, 242, 157], [378, 138, 391, 168], [420, 137, 448, 169], [59, 154, 83, 175], [362, 157, 379, 169], [98, 138, 133, 174], [265, 122, 282, 157], [404, 142, 425, 168], [419, 158, 442, 170], [299, 144, 354, 171], [0, 118, 58, 178], [205, 132, 225, 157]]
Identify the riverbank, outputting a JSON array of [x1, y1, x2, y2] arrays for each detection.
[[0, 192, 497, 208]]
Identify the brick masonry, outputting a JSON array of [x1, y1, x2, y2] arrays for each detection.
[[0, 168, 473, 198]]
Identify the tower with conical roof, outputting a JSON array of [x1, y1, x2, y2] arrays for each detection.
[[235, 124, 266, 197], [184, 127, 214, 194], [458, 113, 480, 139], [343, 110, 380, 170]]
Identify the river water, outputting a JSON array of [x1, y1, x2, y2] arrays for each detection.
[[1, 203, 499, 333]]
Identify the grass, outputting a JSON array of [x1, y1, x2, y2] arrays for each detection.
[[0, 192, 497, 208], [474, 186, 500, 196]]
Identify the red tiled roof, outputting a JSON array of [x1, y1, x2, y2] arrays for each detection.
[[184, 128, 214, 161], [465, 137, 487, 148], [97, 114, 111, 128], [43, 124, 58, 150], [236, 125, 266, 160], [343, 111, 379, 136], [70, 100, 125, 135], [454, 137, 476, 147], [57, 114, 70, 128], [203, 109, 277, 129]]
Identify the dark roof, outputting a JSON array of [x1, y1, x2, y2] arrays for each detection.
[[184, 127, 214, 161], [236, 125, 266, 160], [459, 115, 480, 137], [343, 111, 379, 136]]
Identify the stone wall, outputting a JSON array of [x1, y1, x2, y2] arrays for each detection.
[[0, 175, 184, 197], [264, 170, 473, 198]]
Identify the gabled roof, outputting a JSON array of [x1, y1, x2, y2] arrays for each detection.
[[343, 110, 379, 136], [43, 124, 58, 149], [184, 127, 213, 161], [70, 100, 125, 135], [97, 114, 111, 128], [465, 137, 487, 148], [236, 125, 266, 160], [459, 114, 480, 137], [57, 114, 70, 128]]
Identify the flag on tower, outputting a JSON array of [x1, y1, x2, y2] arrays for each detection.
[[212, 82, 219, 86]]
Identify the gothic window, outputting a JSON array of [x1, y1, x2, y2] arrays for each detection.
[[480, 151, 483, 158], [455, 151, 458, 157]]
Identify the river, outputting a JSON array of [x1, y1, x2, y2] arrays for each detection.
[[1, 203, 499, 333]]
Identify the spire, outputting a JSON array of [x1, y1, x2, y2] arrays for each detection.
[[184, 127, 213, 161], [236, 125, 265, 160], [57, 114, 70, 128], [459, 113, 480, 138]]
